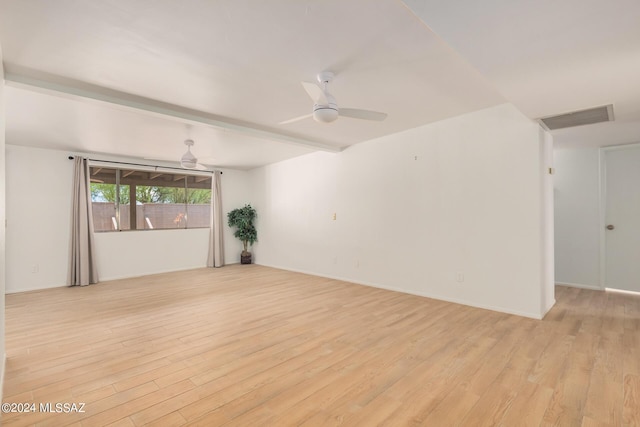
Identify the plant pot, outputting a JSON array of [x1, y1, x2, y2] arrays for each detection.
[[241, 252, 252, 264]]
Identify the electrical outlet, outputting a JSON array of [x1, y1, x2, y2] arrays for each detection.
[[332, 213, 337, 220], [456, 272, 464, 282], [31, 264, 39, 274]]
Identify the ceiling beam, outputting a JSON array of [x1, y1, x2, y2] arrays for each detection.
[[4, 66, 341, 153]]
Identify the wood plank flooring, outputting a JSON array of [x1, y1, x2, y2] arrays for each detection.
[[2, 265, 639, 426]]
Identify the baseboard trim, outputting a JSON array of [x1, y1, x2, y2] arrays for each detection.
[[256, 262, 545, 320], [556, 281, 602, 290], [99, 265, 208, 282], [101, 262, 241, 281], [541, 299, 557, 319], [5, 284, 66, 294], [5, 263, 242, 295]]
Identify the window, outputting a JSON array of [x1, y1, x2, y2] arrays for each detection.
[[90, 166, 212, 232]]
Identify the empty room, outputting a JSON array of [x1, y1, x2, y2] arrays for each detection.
[[0, 0, 639, 426]]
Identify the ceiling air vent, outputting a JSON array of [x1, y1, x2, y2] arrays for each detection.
[[538, 104, 614, 131]]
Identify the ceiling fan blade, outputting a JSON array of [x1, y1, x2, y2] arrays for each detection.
[[180, 160, 210, 171], [339, 108, 387, 121], [144, 156, 173, 161], [143, 156, 210, 170], [301, 81, 328, 105], [279, 113, 313, 125]]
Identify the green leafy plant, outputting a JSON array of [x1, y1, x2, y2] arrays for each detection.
[[227, 204, 257, 255], [91, 183, 211, 204]]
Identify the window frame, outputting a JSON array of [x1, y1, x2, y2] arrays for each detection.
[[89, 161, 213, 232]]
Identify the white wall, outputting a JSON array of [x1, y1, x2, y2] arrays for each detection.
[[95, 168, 252, 280], [0, 43, 7, 400], [541, 130, 556, 313], [250, 103, 553, 319], [5, 144, 251, 291], [553, 147, 601, 289], [95, 225, 210, 281], [216, 169, 255, 264], [6, 145, 73, 292]]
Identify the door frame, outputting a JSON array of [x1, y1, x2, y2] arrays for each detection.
[[599, 142, 640, 290]]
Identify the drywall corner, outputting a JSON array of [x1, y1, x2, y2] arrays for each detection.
[[0, 42, 7, 400]]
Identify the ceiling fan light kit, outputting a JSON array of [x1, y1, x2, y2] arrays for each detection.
[[313, 106, 339, 123], [181, 158, 198, 169]]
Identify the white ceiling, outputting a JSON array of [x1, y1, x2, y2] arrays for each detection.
[[1, 0, 639, 169], [403, 0, 640, 149]]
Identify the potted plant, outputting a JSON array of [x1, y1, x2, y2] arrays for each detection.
[[227, 204, 257, 264]]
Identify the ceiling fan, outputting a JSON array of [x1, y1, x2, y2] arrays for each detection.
[[143, 138, 212, 170], [280, 71, 388, 124], [179, 139, 208, 170]]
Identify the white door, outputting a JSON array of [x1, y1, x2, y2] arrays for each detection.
[[605, 146, 640, 292]]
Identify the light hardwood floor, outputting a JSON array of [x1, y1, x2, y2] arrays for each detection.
[[2, 265, 639, 426]]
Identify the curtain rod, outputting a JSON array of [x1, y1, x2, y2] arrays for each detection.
[[67, 156, 221, 174]]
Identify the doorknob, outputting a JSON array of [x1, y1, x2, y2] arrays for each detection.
[[606, 224, 615, 230]]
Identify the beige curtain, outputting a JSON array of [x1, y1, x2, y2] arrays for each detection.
[[207, 171, 225, 267], [68, 157, 99, 286]]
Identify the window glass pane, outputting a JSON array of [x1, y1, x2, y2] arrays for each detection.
[[90, 167, 118, 232], [187, 186, 212, 228], [137, 182, 187, 230], [89, 167, 212, 231], [118, 181, 131, 230]]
